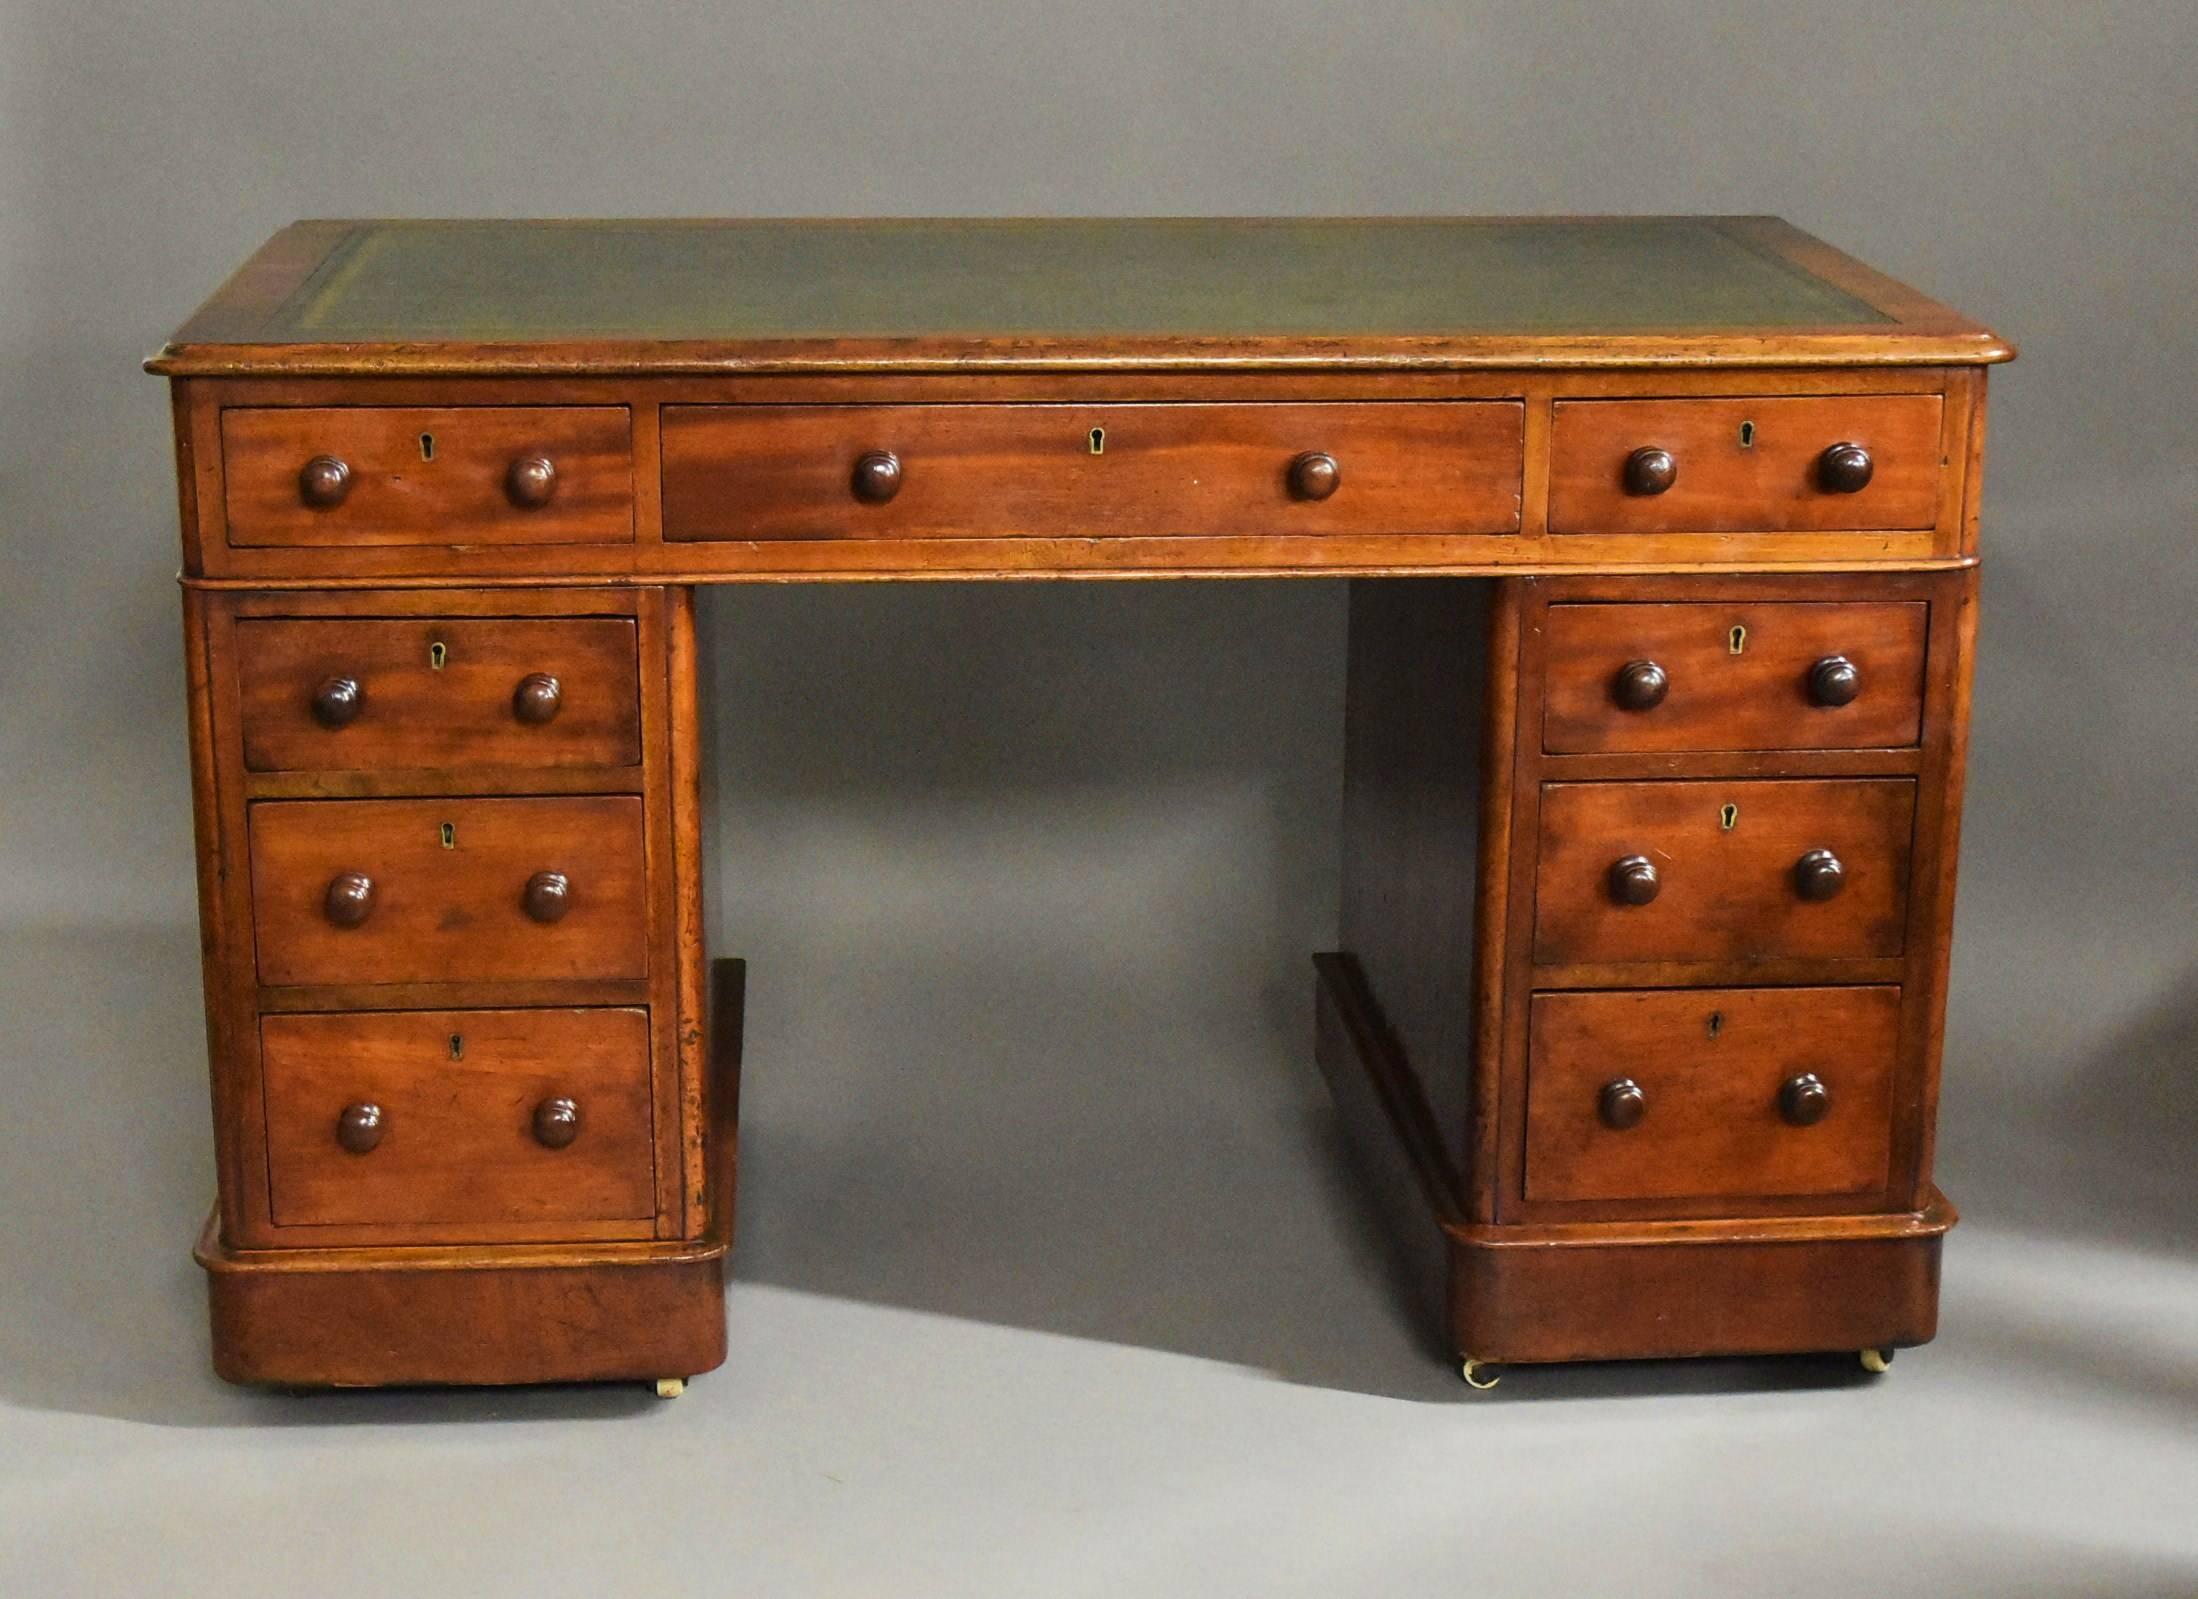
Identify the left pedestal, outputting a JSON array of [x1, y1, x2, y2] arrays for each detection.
[[180, 585, 730, 1389]]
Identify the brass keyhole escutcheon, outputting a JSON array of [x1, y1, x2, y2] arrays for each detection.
[[1720, 803, 1739, 831], [419, 432, 436, 461], [1088, 426, 1106, 455], [1728, 624, 1747, 655], [440, 821, 456, 849], [449, 1033, 464, 1060], [1707, 1010, 1724, 1040], [429, 640, 448, 671], [1738, 420, 1756, 449]]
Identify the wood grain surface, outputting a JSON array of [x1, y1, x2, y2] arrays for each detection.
[[1541, 598, 1927, 753], [661, 401, 1525, 541], [249, 795, 649, 986], [261, 1006, 655, 1238], [236, 616, 641, 771], [1523, 985, 1898, 1204]]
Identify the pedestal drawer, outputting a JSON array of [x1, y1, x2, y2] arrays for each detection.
[[1534, 778, 1915, 966], [661, 401, 1525, 541], [262, 1007, 655, 1235], [1525, 986, 1898, 1205], [249, 796, 649, 986], [237, 616, 642, 772], [1541, 600, 1928, 754]]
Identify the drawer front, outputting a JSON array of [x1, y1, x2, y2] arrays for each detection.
[[250, 796, 649, 986], [222, 407, 634, 547], [1542, 601, 1928, 754], [1525, 986, 1898, 1204], [237, 617, 642, 772], [262, 1007, 655, 1233], [660, 402, 1524, 541], [1534, 778, 1914, 965], [1548, 395, 1943, 534]]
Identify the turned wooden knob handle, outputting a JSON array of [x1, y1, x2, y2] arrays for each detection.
[[1793, 848, 1845, 901], [512, 673, 563, 724], [1612, 659, 1670, 711], [336, 1102, 384, 1153], [298, 455, 352, 508], [1817, 442, 1874, 494], [1287, 451, 1341, 501], [1808, 655, 1862, 707], [1598, 1078, 1647, 1130], [1780, 1072, 1832, 1126], [851, 451, 903, 504], [1608, 854, 1662, 906], [312, 675, 364, 728], [506, 455, 558, 509], [523, 869, 572, 923], [532, 1096, 582, 1149], [1623, 446, 1677, 496], [323, 871, 375, 927]]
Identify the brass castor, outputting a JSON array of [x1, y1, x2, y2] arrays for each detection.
[[654, 1377, 687, 1399], [1859, 1348, 1895, 1374], [1460, 1357, 1501, 1390]]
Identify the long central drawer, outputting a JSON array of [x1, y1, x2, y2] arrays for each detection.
[[660, 402, 1525, 541]]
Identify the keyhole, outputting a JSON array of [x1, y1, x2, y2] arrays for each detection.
[[1088, 426, 1106, 455], [439, 821, 456, 849], [1728, 624, 1747, 655], [1720, 803, 1739, 831], [449, 1033, 465, 1060], [419, 432, 437, 462], [1738, 420, 1756, 449], [1707, 1011, 1724, 1040], [429, 641, 448, 670]]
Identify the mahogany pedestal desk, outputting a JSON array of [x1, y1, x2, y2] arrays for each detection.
[[149, 219, 2010, 1391]]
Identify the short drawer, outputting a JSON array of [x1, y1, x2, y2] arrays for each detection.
[[1548, 395, 1943, 535], [237, 617, 642, 772], [221, 406, 634, 547], [1534, 778, 1914, 966], [1542, 600, 1928, 753], [249, 796, 648, 986], [262, 1007, 655, 1234], [660, 402, 1525, 541], [1525, 986, 1898, 1204]]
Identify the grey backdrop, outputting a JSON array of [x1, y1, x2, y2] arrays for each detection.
[[3, 2, 2194, 1594]]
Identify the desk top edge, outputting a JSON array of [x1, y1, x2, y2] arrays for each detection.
[[148, 217, 2012, 377]]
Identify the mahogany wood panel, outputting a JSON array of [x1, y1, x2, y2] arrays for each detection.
[[1541, 600, 1927, 753], [1312, 953, 1463, 1339], [660, 402, 1525, 541], [249, 796, 648, 986], [1533, 777, 1916, 965], [261, 1007, 655, 1237], [1548, 395, 1943, 534], [236, 616, 642, 771], [1450, 1215, 1944, 1363], [198, 1218, 728, 1387], [1336, 580, 1494, 1186], [222, 406, 634, 546], [1523, 986, 1898, 1205]]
